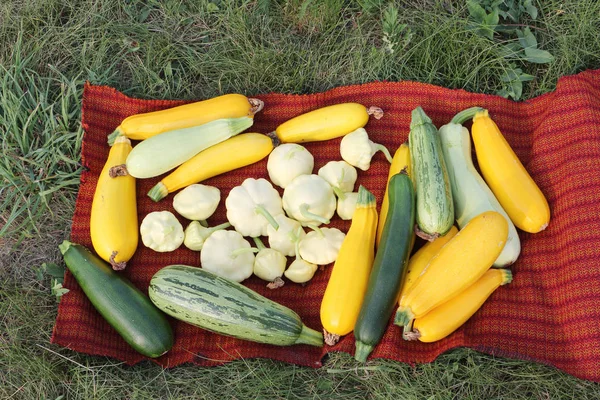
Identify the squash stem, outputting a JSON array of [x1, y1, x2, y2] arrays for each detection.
[[209, 222, 231, 232], [367, 106, 384, 119], [266, 131, 281, 147], [356, 185, 375, 207], [58, 240, 73, 255], [354, 340, 374, 362], [403, 329, 421, 341], [147, 182, 169, 202], [107, 127, 124, 146], [393, 308, 414, 327], [248, 98, 265, 115], [307, 224, 324, 237], [231, 247, 259, 257], [255, 205, 280, 230], [294, 324, 324, 347], [373, 142, 393, 163], [252, 237, 266, 251], [332, 185, 346, 200], [450, 107, 486, 125], [299, 204, 330, 225]]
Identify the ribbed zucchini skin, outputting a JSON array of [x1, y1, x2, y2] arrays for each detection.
[[353, 172, 415, 362], [149, 265, 323, 347], [59, 241, 173, 358], [409, 107, 454, 239]]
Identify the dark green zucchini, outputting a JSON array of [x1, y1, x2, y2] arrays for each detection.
[[353, 170, 415, 362], [59, 241, 173, 358]]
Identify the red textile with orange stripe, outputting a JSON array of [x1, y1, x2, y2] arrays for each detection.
[[52, 70, 600, 381]]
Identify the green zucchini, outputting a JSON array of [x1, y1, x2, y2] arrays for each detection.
[[409, 106, 454, 240], [59, 241, 173, 358], [148, 264, 323, 347], [353, 171, 415, 362]]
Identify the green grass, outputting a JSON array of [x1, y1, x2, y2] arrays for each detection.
[[1, 0, 600, 398]]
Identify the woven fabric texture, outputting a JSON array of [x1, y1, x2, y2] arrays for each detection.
[[52, 70, 600, 381]]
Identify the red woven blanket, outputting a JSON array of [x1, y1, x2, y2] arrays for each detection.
[[52, 70, 600, 381]]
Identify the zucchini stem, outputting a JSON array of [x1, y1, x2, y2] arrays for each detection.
[[294, 324, 324, 347], [255, 205, 280, 230], [107, 127, 124, 146], [393, 308, 415, 327], [354, 340, 374, 362], [147, 182, 169, 202], [356, 185, 375, 207], [450, 107, 486, 125], [58, 240, 73, 255]]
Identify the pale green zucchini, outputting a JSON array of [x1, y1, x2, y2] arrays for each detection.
[[409, 107, 454, 240], [439, 107, 521, 267], [125, 116, 253, 178], [148, 264, 323, 347]]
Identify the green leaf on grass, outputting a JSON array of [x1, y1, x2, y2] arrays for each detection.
[[516, 27, 537, 49], [467, 0, 488, 23], [51, 278, 69, 301], [524, 47, 555, 63], [524, 0, 538, 19]]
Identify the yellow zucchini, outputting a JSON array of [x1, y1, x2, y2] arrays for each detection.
[[90, 137, 138, 270], [147, 133, 274, 201], [400, 225, 458, 297], [272, 103, 383, 143], [394, 211, 508, 329], [320, 186, 378, 345], [108, 93, 264, 145], [404, 268, 512, 342], [376, 142, 411, 246], [471, 109, 550, 233]]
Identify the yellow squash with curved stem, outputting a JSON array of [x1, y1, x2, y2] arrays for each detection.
[[376, 142, 411, 246], [320, 186, 378, 345], [404, 268, 512, 342], [107, 93, 264, 145], [395, 211, 508, 329], [147, 133, 274, 202], [90, 137, 138, 270], [272, 103, 384, 143], [471, 109, 550, 233]]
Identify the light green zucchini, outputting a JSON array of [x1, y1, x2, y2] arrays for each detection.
[[125, 116, 253, 178], [148, 264, 323, 347], [439, 107, 521, 267]]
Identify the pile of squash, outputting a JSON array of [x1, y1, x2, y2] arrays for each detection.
[[60, 93, 550, 362]]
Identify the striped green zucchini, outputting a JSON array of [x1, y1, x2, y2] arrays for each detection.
[[148, 265, 323, 347], [409, 106, 454, 240]]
